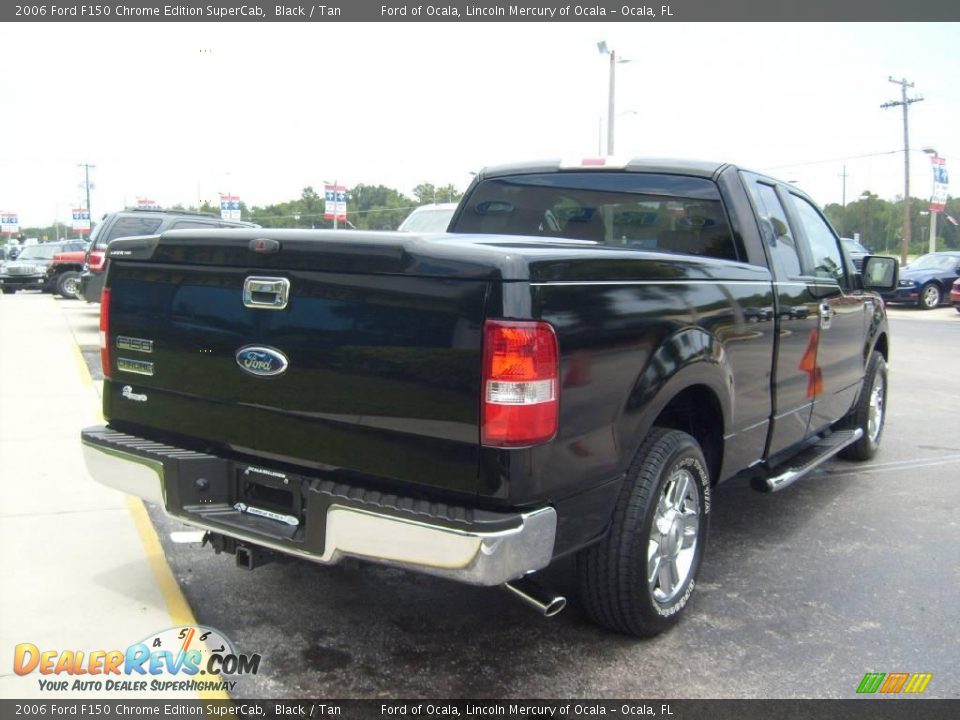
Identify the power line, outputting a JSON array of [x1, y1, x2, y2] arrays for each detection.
[[760, 150, 900, 171]]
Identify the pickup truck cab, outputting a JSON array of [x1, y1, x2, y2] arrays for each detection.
[[82, 158, 898, 636]]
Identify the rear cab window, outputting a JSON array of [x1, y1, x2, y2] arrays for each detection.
[[452, 172, 742, 261], [105, 216, 164, 243]]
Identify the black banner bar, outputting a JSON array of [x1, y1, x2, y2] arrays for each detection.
[[1, 700, 958, 720], [3, 0, 959, 23]]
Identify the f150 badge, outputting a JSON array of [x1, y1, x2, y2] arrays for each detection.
[[235, 346, 289, 377]]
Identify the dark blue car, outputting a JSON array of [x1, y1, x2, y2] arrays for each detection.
[[882, 251, 960, 309]]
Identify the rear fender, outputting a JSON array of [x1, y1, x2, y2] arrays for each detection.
[[619, 327, 732, 473]]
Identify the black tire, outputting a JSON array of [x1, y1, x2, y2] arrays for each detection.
[[919, 283, 941, 310], [1, 288, 15, 295], [577, 428, 710, 637], [56, 271, 81, 299], [838, 351, 887, 461]]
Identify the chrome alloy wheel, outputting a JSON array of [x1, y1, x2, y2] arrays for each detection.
[[867, 370, 886, 444], [922, 284, 941, 309], [648, 467, 700, 603], [63, 276, 80, 298]]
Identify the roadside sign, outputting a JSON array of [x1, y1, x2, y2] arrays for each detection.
[[220, 194, 241, 221], [72, 208, 91, 234], [324, 185, 347, 221], [0, 212, 19, 234]]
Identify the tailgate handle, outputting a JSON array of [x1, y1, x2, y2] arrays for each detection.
[[243, 277, 290, 310]]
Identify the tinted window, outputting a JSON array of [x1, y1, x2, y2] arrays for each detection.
[[105, 217, 163, 242], [170, 221, 219, 230], [790, 195, 845, 284], [748, 182, 802, 279], [454, 173, 738, 261]]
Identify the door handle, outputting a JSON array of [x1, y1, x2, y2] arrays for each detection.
[[243, 276, 290, 310], [819, 302, 833, 329]]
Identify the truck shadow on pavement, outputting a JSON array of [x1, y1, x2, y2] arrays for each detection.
[[153, 463, 857, 698]]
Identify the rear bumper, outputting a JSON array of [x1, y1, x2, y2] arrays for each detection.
[[79, 271, 105, 303], [81, 425, 557, 586]]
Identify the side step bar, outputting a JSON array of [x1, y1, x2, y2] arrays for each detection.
[[754, 428, 863, 493]]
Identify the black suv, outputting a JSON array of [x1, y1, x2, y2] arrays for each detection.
[[79, 208, 259, 303]]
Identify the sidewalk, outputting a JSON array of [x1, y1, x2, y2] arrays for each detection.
[[0, 293, 222, 699]]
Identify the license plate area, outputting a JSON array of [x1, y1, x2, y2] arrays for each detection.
[[224, 465, 307, 541]]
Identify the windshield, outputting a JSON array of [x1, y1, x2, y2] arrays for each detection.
[[841, 238, 869, 254], [909, 254, 958, 271], [16, 244, 61, 260]]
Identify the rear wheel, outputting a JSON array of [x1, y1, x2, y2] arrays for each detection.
[[1, 288, 14, 295], [56, 271, 81, 299], [577, 428, 710, 637], [838, 351, 887, 461], [919, 283, 941, 310]]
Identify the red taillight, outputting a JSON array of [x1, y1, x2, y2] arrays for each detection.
[[100, 287, 111, 379], [88, 251, 106, 272], [481, 320, 559, 447]]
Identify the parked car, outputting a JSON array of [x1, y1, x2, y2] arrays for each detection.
[[0, 241, 84, 294], [840, 237, 871, 273], [951, 278, 960, 313], [79, 207, 259, 302], [881, 251, 960, 309], [397, 202, 458, 232], [42, 241, 89, 297]]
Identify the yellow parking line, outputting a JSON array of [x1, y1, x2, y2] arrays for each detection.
[[125, 497, 230, 701], [72, 342, 93, 389], [69, 314, 229, 701]]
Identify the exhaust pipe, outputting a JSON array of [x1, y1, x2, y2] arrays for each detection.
[[503, 577, 567, 617]]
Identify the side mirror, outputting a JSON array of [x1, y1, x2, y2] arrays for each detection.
[[861, 255, 899, 293]]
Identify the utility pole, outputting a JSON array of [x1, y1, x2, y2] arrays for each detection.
[[77, 163, 95, 229], [881, 77, 923, 265]]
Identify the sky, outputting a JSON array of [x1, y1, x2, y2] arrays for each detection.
[[1, 21, 958, 229]]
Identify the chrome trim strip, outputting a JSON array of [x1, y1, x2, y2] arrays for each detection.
[[80, 436, 556, 586], [117, 358, 155, 376]]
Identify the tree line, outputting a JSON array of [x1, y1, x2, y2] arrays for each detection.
[[12, 182, 464, 240], [11, 182, 960, 258], [823, 193, 960, 256]]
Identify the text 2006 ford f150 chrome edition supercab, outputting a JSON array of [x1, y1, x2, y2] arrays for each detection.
[[82, 159, 898, 636]]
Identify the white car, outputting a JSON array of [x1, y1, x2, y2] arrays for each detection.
[[397, 203, 458, 233]]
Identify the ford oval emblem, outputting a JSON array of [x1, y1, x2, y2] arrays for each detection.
[[235, 346, 289, 377]]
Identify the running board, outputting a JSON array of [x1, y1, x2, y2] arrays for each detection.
[[755, 428, 863, 493]]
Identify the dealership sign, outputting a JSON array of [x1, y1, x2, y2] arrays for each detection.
[[324, 184, 347, 221], [72, 208, 91, 234], [1, 212, 18, 234], [930, 155, 949, 213], [220, 194, 241, 221]]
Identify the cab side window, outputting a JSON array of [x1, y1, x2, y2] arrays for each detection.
[[747, 181, 803, 280], [789, 195, 846, 286]]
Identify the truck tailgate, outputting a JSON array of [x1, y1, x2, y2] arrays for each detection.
[[104, 231, 490, 496]]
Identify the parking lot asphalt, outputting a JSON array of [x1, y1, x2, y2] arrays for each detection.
[[5, 292, 959, 700]]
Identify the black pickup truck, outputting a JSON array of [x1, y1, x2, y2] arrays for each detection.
[[82, 159, 898, 637]]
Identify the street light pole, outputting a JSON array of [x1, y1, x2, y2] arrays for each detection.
[[597, 41, 630, 157]]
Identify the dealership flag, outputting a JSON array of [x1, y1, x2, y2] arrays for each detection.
[[930, 156, 949, 213], [219, 195, 241, 221], [0, 212, 18, 234], [324, 184, 347, 221], [71, 208, 91, 234]]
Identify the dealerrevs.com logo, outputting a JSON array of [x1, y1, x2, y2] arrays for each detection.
[[13, 626, 261, 693]]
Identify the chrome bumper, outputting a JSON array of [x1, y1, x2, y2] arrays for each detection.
[[81, 428, 556, 586]]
